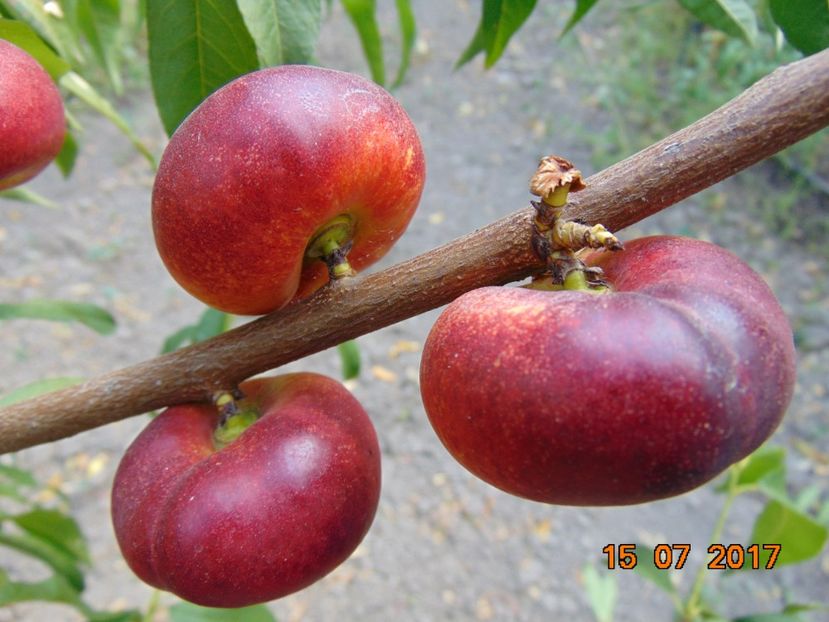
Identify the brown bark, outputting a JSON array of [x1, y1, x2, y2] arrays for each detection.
[[2, 49, 829, 455]]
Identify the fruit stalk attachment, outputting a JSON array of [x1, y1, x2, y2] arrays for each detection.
[[212, 389, 258, 447], [529, 156, 623, 291], [306, 215, 358, 280]]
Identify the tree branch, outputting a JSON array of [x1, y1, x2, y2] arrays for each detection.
[[2, 49, 828, 455]]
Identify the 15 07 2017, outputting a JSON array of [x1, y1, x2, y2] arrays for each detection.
[[602, 543, 782, 570]]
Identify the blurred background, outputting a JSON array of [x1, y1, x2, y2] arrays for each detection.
[[1, 1, 827, 620]]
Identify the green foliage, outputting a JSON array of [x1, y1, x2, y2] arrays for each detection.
[[0, 186, 59, 208], [631, 546, 677, 595], [732, 446, 786, 488], [59, 70, 156, 167], [237, 0, 321, 67], [55, 130, 80, 177], [770, 0, 829, 55], [69, 0, 124, 92], [573, 0, 828, 218], [0, 17, 71, 77], [0, 462, 141, 620], [0, 10, 154, 173], [582, 446, 829, 621], [582, 563, 616, 622], [731, 448, 829, 568], [456, 0, 538, 68], [340, 0, 416, 88], [169, 601, 277, 622], [0, 299, 116, 334], [337, 339, 361, 380], [458, 0, 825, 70], [750, 500, 828, 567], [562, 0, 601, 36], [678, 0, 758, 44], [0, 464, 38, 500], [161, 307, 233, 353], [392, 0, 415, 87], [145, 0, 259, 136], [732, 603, 829, 622], [1, 0, 825, 183], [342, 0, 384, 84], [12, 508, 90, 564]]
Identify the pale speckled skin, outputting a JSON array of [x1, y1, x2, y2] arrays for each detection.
[[111, 372, 381, 607], [0, 40, 65, 190], [420, 236, 796, 506], [152, 65, 425, 315]]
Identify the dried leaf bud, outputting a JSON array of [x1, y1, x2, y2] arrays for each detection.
[[529, 156, 586, 202]]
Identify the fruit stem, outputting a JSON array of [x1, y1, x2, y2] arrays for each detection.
[[561, 268, 591, 291], [306, 215, 357, 281], [544, 184, 571, 209], [525, 261, 610, 293], [528, 155, 622, 291], [212, 390, 259, 448], [142, 590, 161, 622], [681, 464, 740, 621]]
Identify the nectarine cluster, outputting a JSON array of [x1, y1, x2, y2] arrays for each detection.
[[110, 63, 797, 610], [113, 65, 422, 608]]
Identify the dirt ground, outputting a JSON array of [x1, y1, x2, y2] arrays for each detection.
[[1, 1, 827, 621]]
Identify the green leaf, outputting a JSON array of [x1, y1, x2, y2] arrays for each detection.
[[74, 0, 124, 94], [0, 187, 59, 208], [734, 446, 786, 488], [486, 0, 536, 66], [236, 0, 321, 67], [59, 71, 156, 168], [457, 0, 538, 68], [456, 18, 486, 68], [338, 339, 361, 380], [749, 499, 828, 567], [0, 531, 85, 591], [169, 602, 277, 622], [391, 0, 415, 87], [55, 129, 79, 178], [5, 0, 85, 66], [0, 568, 137, 621], [582, 564, 616, 622], [0, 483, 25, 502], [0, 463, 39, 502], [342, 0, 385, 84], [678, 0, 758, 44], [632, 545, 677, 594], [561, 0, 601, 37], [0, 377, 83, 408], [161, 326, 197, 354], [733, 603, 829, 621], [793, 483, 823, 513], [0, 568, 83, 608], [0, 464, 38, 490], [818, 499, 829, 525], [0, 18, 71, 79], [770, 0, 829, 55], [0, 299, 115, 334], [146, 0, 260, 136], [161, 307, 232, 353], [13, 509, 90, 564], [87, 611, 143, 622], [0, 466, 37, 504]]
